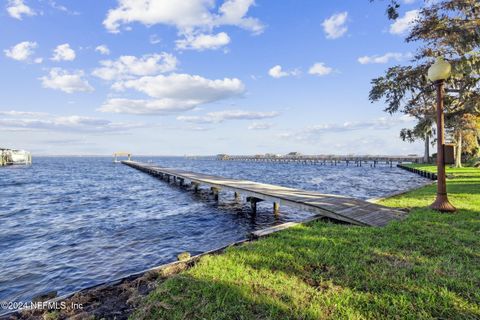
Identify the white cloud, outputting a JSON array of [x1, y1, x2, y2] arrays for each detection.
[[95, 45, 110, 55], [322, 12, 348, 39], [100, 74, 245, 115], [0, 110, 49, 117], [6, 0, 35, 19], [4, 41, 37, 61], [46, 0, 79, 15], [103, 0, 264, 35], [0, 113, 141, 132], [92, 53, 177, 81], [389, 10, 419, 35], [149, 34, 161, 44], [40, 68, 94, 93], [268, 65, 299, 78], [51, 43, 76, 61], [177, 110, 279, 124], [113, 73, 245, 101], [216, 0, 264, 34], [176, 32, 231, 51], [358, 52, 412, 64], [98, 98, 199, 115], [248, 122, 273, 130], [308, 63, 333, 76], [403, 0, 416, 4]]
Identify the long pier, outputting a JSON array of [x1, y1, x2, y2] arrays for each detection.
[[216, 155, 424, 167], [122, 161, 407, 227]]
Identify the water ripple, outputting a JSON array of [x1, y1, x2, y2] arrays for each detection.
[[0, 156, 428, 309]]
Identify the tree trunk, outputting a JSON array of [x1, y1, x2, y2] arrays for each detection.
[[455, 130, 463, 168], [424, 134, 430, 163]]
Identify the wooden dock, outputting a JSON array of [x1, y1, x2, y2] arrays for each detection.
[[122, 161, 407, 227]]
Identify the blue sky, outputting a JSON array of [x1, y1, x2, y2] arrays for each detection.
[[1, 0, 424, 156]]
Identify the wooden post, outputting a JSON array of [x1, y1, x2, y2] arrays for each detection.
[[234, 192, 240, 201], [192, 182, 199, 193], [247, 197, 263, 214], [250, 199, 257, 214], [211, 187, 220, 201], [273, 202, 280, 215]]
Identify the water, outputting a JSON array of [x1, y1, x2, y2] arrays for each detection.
[[0, 157, 429, 309]]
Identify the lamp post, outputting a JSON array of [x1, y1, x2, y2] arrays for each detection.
[[427, 57, 456, 213]]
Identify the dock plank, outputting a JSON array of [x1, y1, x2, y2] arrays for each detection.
[[122, 161, 405, 227]]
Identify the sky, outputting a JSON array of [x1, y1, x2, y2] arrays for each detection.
[[0, 0, 425, 156]]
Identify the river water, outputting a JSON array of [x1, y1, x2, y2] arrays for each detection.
[[0, 157, 429, 309]]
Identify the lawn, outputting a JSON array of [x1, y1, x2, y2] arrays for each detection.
[[133, 165, 480, 320]]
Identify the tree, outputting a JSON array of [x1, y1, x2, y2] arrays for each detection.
[[369, 0, 480, 166], [369, 64, 437, 163], [451, 114, 480, 166], [400, 118, 434, 163]]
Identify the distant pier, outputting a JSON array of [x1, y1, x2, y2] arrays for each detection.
[[216, 154, 424, 167], [122, 160, 407, 227]]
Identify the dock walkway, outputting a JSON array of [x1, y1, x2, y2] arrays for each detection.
[[122, 161, 407, 227]]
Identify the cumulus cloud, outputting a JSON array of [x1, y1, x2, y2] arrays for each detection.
[[268, 65, 299, 78], [0, 113, 142, 132], [40, 68, 94, 93], [308, 62, 333, 76], [99, 74, 245, 115], [248, 122, 273, 130], [6, 0, 35, 19], [322, 12, 348, 39], [177, 110, 279, 124], [95, 45, 110, 55], [216, 0, 264, 34], [4, 41, 37, 61], [92, 53, 177, 81], [176, 32, 231, 51], [103, 0, 264, 36], [94, 55, 245, 115], [51, 43, 76, 61], [389, 10, 419, 35], [358, 52, 412, 64], [113, 73, 245, 101]]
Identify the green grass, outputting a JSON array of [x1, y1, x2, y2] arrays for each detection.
[[133, 166, 480, 320]]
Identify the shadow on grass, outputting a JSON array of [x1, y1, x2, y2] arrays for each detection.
[[133, 208, 480, 319], [134, 274, 304, 320], [233, 216, 479, 318]]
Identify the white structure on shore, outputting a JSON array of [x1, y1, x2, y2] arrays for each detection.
[[0, 148, 32, 166]]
